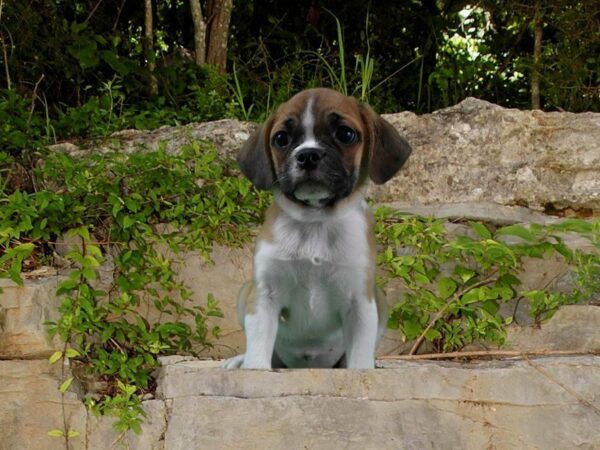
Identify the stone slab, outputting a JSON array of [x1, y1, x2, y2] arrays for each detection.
[[160, 356, 600, 450], [0, 359, 87, 450], [505, 305, 600, 352], [0, 276, 63, 358], [86, 399, 167, 450], [373, 98, 600, 212]]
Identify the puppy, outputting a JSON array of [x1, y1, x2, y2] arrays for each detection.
[[222, 88, 411, 369]]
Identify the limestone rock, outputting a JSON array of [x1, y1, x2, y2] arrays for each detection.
[[50, 119, 255, 159], [0, 277, 63, 358], [0, 360, 87, 450], [160, 357, 600, 450], [86, 400, 166, 450], [505, 305, 600, 352], [373, 98, 600, 212]]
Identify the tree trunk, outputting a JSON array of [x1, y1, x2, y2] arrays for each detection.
[[206, 0, 233, 74], [531, 0, 543, 110], [189, 0, 207, 65], [144, 0, 158, 96]]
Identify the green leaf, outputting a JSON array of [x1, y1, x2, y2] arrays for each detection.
[[65, 348, 80, 358], [496, 224, 536, 242], [67, 430, 80, 438], [549, 219, 593, 234], [437, 277, 457, 299], [125, 197, 140, 212], [66, 226, 90, 241], [413, 273, 430, 285], [59, 377, 74, 393], [470, 222, 491, 239], [424, 328, 441, 341], [48, 429, 64, 437], [123, 216, 135, 229], [101, 50, 131, 76], [403, 319, 422, 339], [48, 351, 63, 364], [454, 266, 476, 283]]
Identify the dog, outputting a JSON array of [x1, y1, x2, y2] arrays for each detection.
[[222, 88, 411, 369]]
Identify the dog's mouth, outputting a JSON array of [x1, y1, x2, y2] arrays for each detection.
[[291, 181, 334, 207]]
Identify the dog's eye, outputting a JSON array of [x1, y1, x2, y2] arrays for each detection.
[[272, 131, 290, 149], [335, 126, 357, 145]]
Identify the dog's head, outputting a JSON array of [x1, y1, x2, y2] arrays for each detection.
[[237, 88, 411, 209]]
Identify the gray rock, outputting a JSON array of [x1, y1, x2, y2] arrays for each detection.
[[0, 277, 63, 358], [382, 201, 563, 225], [373, 98, 600, 212], [505, 305, 600, 352], [160, 356, 600, 450], [50, 119, 255, 159], [0, 359, 87, 450]]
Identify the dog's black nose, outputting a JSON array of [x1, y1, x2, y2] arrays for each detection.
[[296, 148, 323, 171]]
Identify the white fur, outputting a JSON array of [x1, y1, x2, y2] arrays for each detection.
[[291, 139, 323, 156], [301, 96, 316, 142], [225, 192, 380, 369]]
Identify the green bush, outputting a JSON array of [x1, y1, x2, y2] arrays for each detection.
[[376, 208, 600, 353]]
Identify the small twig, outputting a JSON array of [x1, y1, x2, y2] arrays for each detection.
[[109, 338, 125, 353], [27, 74, 45, 128], [84, 0, 104, 23], [0, 1, 12, 91], [409, 271, 499, 355], [380, 349, 600, 361], [112, 0, 127, 31], [524, 355, 600, 417]]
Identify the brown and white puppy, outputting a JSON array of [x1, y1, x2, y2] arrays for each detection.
[[222, 88, 411, 369]]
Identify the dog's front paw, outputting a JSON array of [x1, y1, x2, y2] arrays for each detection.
[[221, 354, 245, 369]]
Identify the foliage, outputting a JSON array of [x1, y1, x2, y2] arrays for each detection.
[[0, 1, 597, 153], [375, 207, 600, 353], [1, 141, 269, 433]]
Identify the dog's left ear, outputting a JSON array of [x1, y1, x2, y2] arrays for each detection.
[[360, 104, 412, 185], [237, 117, 275, 190]]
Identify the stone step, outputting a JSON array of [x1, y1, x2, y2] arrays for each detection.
[[154, 357, 600, 450], [2, 356, 599, 449]]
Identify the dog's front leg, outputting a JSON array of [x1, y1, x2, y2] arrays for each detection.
[[241, 287, 279, 369], [343, 297, 379, 369]]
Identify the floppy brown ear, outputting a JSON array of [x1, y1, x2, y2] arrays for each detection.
[[237, 118, 275, 190], [361, 104, 412, 185]]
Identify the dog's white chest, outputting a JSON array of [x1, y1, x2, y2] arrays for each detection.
[[255, 206, 371, 291]]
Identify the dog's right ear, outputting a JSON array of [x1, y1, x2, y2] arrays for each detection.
[[237, 118, 275, 190]]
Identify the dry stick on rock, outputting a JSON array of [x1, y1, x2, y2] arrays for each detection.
[[408, 271, 499, 355], [380, 349, 600, 361]]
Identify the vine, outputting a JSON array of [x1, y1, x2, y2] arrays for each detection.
[[1, 140, 269, 438]]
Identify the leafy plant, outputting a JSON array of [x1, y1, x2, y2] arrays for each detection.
[[1, 141, 269, 435], [376, 207, 600, 353]]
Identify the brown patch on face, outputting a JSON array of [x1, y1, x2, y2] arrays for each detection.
[[267, 88, 370, 191], [310, 89, 369, 186], [268, 91, 313, 174]]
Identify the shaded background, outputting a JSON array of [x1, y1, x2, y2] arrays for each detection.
[[1, 0, 599, 149]]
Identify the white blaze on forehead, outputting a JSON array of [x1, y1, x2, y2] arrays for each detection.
[[292, 96, 322, 155], [302, 96, 316, 140]]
